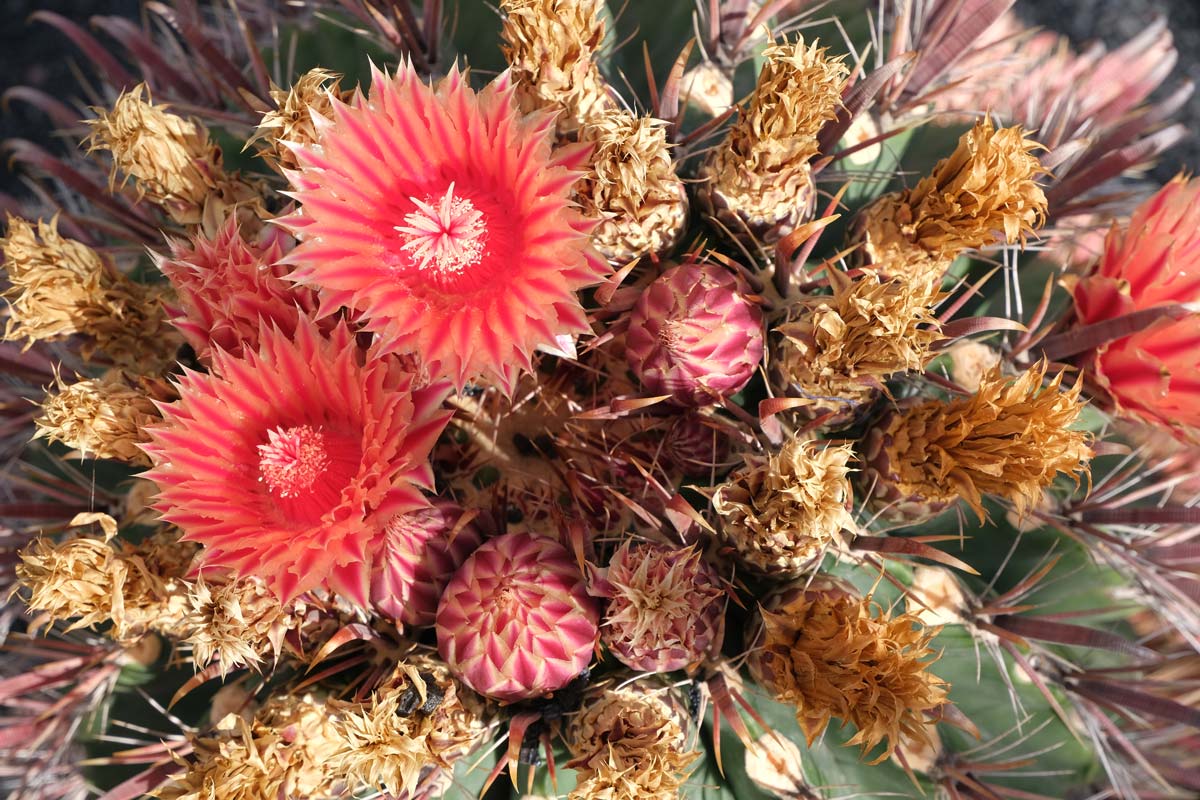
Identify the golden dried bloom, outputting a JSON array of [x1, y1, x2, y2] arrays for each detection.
[[250, 68, 345, 173], [749, 589, 948, 763], [183, 576, 299, 677], [877, 363, 1092, 520], [566, 683, 698, 800], [85, 84, 263, 227], [35, 371, 160, 465], [1, 215, 180, 370], [774, 269, 945, 416], [15, 525, 189, 644], [714, 439, 855, 575], [862, 119, 1048, 278], [576, 110, 689, 263], [500, 0, 615, 135], [328, 660, 486, 797], [158, 694, 344, 800], [701, 39, 847, 241]]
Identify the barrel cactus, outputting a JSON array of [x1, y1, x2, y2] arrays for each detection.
[[1, 2, 1198, 800]]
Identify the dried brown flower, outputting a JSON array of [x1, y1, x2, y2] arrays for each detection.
[[35, 371, 160, 465], [500, 0, 615, 136], [250, 68, 346, 173], [1, 215, 180, 370], [85, 84, 264, 228], [862, 119, 1048, 279], [158, 693, 344, 800], [328, 659, 487, 797], [749, 588, 948, 763], [774, 269, 945, 416], [576, 110, 688, 263], [15, 523, 192, 644], [566, 682, 698, 800], [714, 439, 855, 575], [183, 575, 299, 677], [701, 39, 847, 240], [875, 362, 1092, 520]]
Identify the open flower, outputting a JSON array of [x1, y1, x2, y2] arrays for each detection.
[[282, 62, 608, 392], [1073, 176, 1200, 436], [143, 320, 450, 602]]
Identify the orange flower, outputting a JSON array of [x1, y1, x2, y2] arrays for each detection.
[[1073, 176, 1200, 435], [143, 321, 450, 602]]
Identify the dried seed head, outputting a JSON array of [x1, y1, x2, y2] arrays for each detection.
[[35, 372, 160, 465], [251, 68, 346, 173], [15, 526, 190, 644], [862, 119, 1048, 279], [566, 682, 699, 800], [714, 439, 855, 576], [1, 215, 180, 370], [748, 588, 948, 763], [328, 660, 487, 797], [576, 110, 688, 263], [870, 362, 1092, 520], [85, 84, 264, 227], [158, 694, 344, 800], [774, 269, 944, 417], [701, 39, 847, 242], [183, 575, 300, 678], [500, 0, 615, 135], [596, 542, 726, 673]]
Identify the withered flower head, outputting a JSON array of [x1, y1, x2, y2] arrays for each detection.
[[86, 84, 220, 221], [714, 438, 856, 576], [158, 694, 343, 800], [500, 0, 615, 135], [1, 215, 180, 370], [862, 119, 1048, 279], [85, 84, 262, 227], [576, 109, 688, 263], [749, 588, 948, 763], [15, 524, 189, 644], [876, 362, 1093, 520], [250, 68, 346, 173], [597, 541, 726, 673], [702, 38, 847, 241], [774, 269, 945, 416], [183, 575, 299, 678], [328, 659, 486, 797], [566, 682, 699, 800], [35, 371, 160, 465]]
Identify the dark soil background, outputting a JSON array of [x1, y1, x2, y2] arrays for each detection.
[[0, 0, 1197, 194]]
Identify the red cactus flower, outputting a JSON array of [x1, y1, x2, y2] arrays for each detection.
[[156, 217, 317, 361], [280, 62, 609, 392], [1073, 176, 1200, 435], [142, 320, 451, 602]]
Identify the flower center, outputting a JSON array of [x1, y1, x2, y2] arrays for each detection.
[[257, 425, 331, 498], [395, 182, 488, 274]]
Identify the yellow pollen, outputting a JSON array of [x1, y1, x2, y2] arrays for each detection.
[[257, 424, 331, 498], [395, 182, 488, 274]]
